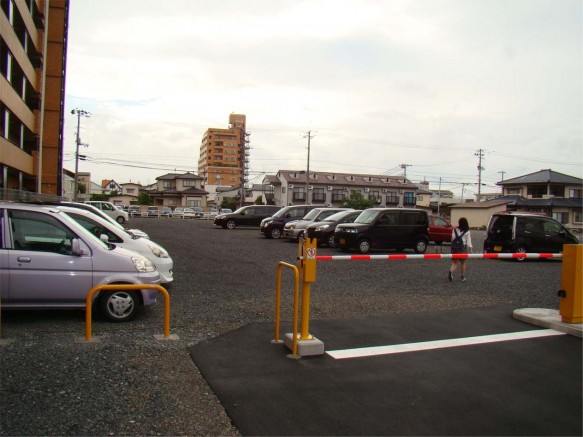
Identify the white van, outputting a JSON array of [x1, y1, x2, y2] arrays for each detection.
[[0, 203, 161, 322], [84, 201, 129, 224]]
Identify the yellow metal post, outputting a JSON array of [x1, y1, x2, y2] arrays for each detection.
[[300, 238, 318, 340], [559, 244, 583, 324]]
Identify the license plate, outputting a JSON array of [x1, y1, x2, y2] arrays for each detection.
[[340, 238, 345, 245], [494, 245, 502, 252]]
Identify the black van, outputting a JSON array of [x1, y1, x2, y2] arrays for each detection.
[[260, 204, 326, 239], [335, 208, 430, 254], [484, 212, 579, 257], [213, 205, 281, 229]]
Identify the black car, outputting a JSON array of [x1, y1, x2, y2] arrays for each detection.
[[214, 205, 281, 229], [306, 210, 363, 247], [335, 208, 430, 254], [260, 204, 326, 239], [484, 212, 579, 258]]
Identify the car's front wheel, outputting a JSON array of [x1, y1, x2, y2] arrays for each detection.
[[99, 290, 139, 322], [326, 234, 336, 248], [116, 216, 126, 224], [270, 227, 282, 239], [226, 220, 236, 230], [414, 238, 428, 254], [358, 238, 371, 254]]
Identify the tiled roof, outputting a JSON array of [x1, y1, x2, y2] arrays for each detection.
[[156, 172, 203, 181], [274, 170, 419, 189], [498, 169, 582, 185]]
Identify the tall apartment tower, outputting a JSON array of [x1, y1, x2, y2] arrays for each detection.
[[0, 0, 70, 196], [198, 113, 249, 188]]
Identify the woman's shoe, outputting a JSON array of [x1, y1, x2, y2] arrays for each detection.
[[448, 271, 453, 281]]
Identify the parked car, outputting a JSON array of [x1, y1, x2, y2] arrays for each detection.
[[172, 207, 184, 218], [484, 212, 579, 259], [0, 202, 161, 322], [429, 214, 454, 245], [191, 207, 204, 218], [147, 206, 160, 217], [283, 208, 352, 241], [214, 205, 281, 229], [220, 208, 233, 214], [260, 205, 325, 239], [128, 205, 141, 216], [182, 208, 199, 218], [56, 206, 174, 284], [84, 201, 129, 224], [161, 207, 173, 217], [306, 210, 363, 247], [33, 201, 149, 239], [335, 208, 430, 254]]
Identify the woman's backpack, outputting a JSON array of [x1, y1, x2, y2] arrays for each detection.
[[451, 229, 467, 253]]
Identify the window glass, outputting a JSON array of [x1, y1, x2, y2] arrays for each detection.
[[434, 217, 449, 227], [378, 212, 399, 225], [9, 210, 75, 254], [542, 220, 562, 234], [356, 210, 380, 224], [68, 213, 123, 243]]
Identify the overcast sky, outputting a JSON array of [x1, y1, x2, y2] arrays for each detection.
[[64, 0, 582, 198]]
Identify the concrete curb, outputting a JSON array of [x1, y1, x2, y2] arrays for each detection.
[[513, 308, 582, 338]]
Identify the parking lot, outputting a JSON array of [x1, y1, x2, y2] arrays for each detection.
[[0, 217, 576, 436]]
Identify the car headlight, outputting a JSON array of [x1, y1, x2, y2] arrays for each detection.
[[315, 224, 331, 232], [132, 256, 156, 272], [287, 224, 295, 230], [263, 219, 272, 226], [148, 243, 169, 258]]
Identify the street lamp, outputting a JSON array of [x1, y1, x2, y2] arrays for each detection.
[[71, 109, 90, 201]]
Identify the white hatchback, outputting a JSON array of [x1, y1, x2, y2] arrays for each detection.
[[57, 206, 174, 284]]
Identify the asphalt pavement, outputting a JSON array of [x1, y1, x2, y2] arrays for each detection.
[[1, 218, 580, 436]]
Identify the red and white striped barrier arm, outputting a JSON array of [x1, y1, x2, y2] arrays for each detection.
[[313, 253, 562, 261]]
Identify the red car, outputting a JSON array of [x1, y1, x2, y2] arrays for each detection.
[[429, 215, 454, 245]]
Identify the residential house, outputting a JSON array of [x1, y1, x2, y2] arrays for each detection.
[[449, 169, 583, 232], [101, 179, 123, 195], [109, 182, 142, 206], [146, 172, 208, 208], [264, 170, 420, 208]]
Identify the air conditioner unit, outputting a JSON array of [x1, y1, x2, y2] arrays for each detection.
[[308, 185, 313, 190], [343, 187, 348, 191], [327, 186, 333, 191], [364, 187, 370, 192], [382, 188, 388, 193], [399, 190, 404, 194], [289, 184, 294, 189]]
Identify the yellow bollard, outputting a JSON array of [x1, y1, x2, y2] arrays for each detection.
[[558, 244, 582, 324]]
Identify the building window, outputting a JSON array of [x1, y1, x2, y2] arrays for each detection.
[[527, 186, 546, 198], [386, 192, 398, 204], [293, 187, 306, 201], [569, 189, 582, 199], [183, 180, 195, 187], [506, 188, 521, 195], [574, 211, 583, 223], [162, 181, 171, 188], [331, 189, 345, 203], [312, 188, 325, 202], [126, 188, 135, 194], [187, 200, 201, 207], [370, 191, 380, 202], [552, 212, 568, 224]]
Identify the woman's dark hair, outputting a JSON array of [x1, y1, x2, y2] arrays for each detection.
[[458, 217, 469, 232]]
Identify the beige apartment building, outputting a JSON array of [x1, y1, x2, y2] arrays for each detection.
[[197, 113, 248, 187], [1, 0, 69, 197]]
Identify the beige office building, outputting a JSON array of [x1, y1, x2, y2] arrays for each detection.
[[1, 0, 69, 196], [197, 113, 249, 187]]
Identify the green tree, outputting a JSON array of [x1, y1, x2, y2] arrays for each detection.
[[254, 195, 264, 205], [221, 198, 237, 211], [137, 193, 153, 205], [90, 193, 110, 201], [343, 191, 376, 209]]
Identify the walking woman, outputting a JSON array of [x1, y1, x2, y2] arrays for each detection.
[[448, 217, 473, 281]]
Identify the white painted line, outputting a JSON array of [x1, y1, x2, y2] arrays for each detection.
[[327, 329, 566, 360]]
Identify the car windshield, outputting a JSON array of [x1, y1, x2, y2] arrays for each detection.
[[302, 209, 320, 220], [271, 207, 290, 218], [323, 210, 356, 222], [58, 211, 109, 250], [354, 210, 379, 224]]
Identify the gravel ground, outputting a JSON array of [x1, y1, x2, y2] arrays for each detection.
[[0, 218, 565, 436]]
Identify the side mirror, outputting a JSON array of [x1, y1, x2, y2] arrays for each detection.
[[285, 213, 291, 218], [71, 238, 89, 256]]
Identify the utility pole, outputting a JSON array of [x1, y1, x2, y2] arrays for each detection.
[[400, 163, 412, 181], [460, 182, 472, 203], [304, 131, 314, 204], [437, 177, 442, 215], [475, 149, 485, 201], [498, 170, 505, 181], [71, 108, 90, 201]]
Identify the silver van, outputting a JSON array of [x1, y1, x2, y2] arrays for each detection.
[[0, 203, 161, 322], [84, 201, 129, 224]]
